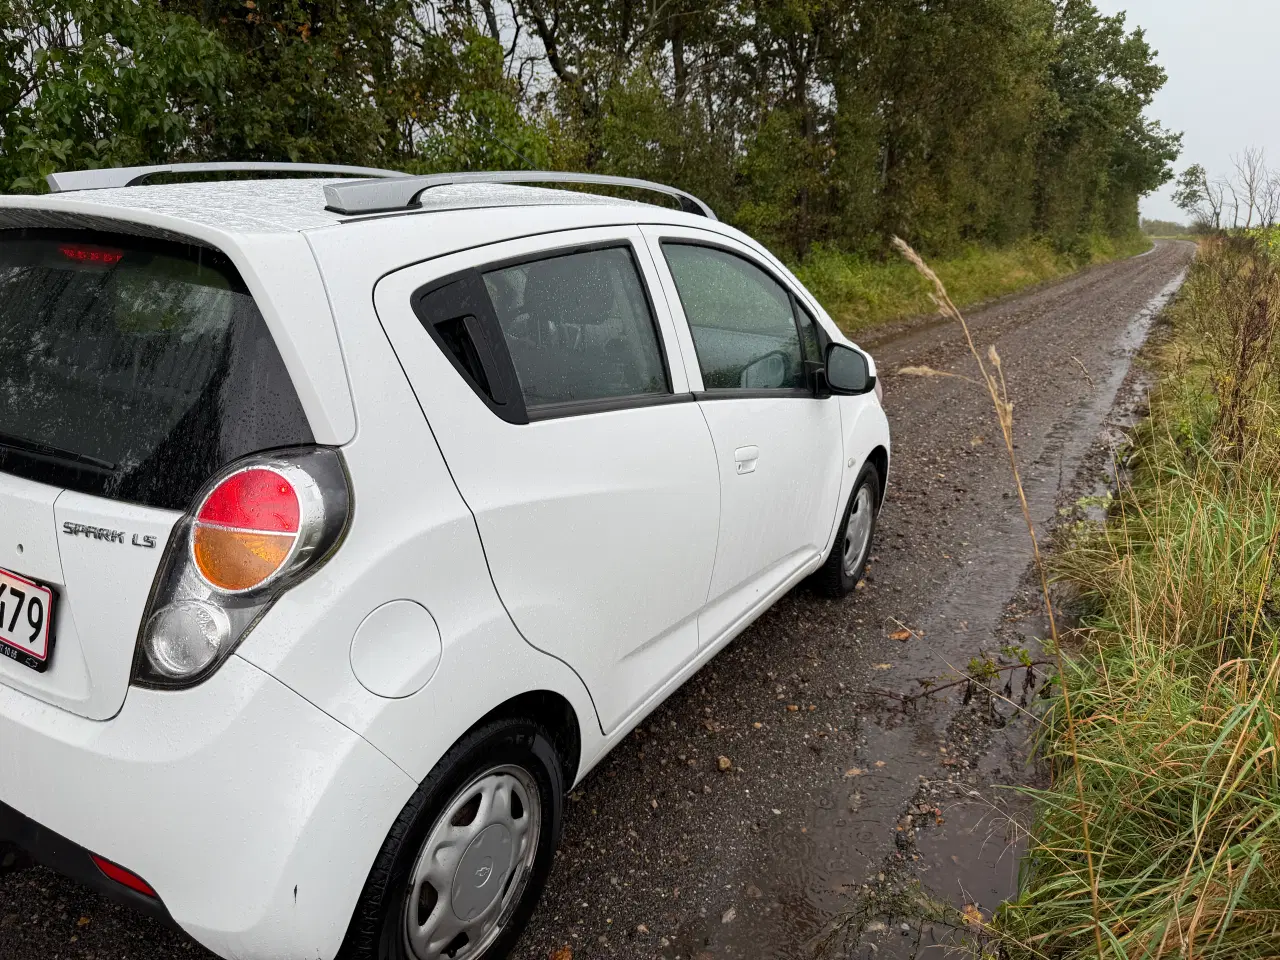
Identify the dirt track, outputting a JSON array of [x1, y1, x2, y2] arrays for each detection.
[[0, 240, 1196, 960]]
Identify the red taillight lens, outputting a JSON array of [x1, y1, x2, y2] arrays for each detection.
[[197, 467, 300, 531], [91, 854, 157, 898], [192, 468, 300, 592]]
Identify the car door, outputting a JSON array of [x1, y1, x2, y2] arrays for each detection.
[[642, 228, 844, 645], [373, 227, 719, 734]]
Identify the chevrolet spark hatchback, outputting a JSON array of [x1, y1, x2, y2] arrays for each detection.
[[0, 165, 889, 960]]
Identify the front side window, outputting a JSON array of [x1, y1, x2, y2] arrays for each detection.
[[662, 243, 805, 391], [483, 247, 669, 409], [795, 301, 824, 364]]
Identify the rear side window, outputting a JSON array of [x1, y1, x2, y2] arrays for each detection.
[[414, 244, 670, 421], [484, 248, 668, 407], [661, 243, 806, 391], [0, 230, 313, 510]]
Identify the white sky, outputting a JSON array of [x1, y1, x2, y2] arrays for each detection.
[[1092, 0, 1280, 223]]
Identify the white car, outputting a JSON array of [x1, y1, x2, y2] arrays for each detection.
[[0, 164, 889, 960]]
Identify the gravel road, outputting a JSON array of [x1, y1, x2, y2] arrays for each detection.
[[0, 240, 1196, 960]]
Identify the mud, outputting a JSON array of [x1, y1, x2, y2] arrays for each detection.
[[0, 241, 1196, 960]]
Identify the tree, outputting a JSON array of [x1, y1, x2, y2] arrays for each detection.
[[1033, 1, 1181, 242], [1231, 146, 1267, 229], [2, 0, 1178, 260], [1173, 164, 1224, 231], [0, 0, 234, 190], [1260, 173, 1280, 229]]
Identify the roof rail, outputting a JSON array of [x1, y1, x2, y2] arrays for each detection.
[[46, 162, 409, 193], [322, 171, 717, 220]]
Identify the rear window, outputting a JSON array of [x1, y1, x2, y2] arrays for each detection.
[[0, 230, 313, 510]]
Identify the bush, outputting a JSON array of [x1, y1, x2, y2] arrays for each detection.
[[795, 234, 1151, 334]]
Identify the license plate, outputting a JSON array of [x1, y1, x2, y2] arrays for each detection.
[[0, 567, 55, 672]]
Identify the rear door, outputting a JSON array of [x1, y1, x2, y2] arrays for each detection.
[[642, 229, 844, 644], [0, 228, 314, 718], [373, 227, 719, 734]]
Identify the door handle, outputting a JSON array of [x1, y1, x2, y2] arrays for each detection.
[[734, 445, 759, 475]]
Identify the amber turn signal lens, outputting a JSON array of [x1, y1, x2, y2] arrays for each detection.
[[193, 526, 295, 592]]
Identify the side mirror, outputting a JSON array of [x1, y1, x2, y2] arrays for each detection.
[[825, 343, 875, 395]]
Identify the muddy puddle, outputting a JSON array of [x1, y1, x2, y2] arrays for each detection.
[[667, 269, 1190, 960]]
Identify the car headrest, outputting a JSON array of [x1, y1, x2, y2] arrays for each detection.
[[520, 254, 614, 325]]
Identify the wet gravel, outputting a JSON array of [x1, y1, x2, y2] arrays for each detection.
[[0, 241, 1196, 960]]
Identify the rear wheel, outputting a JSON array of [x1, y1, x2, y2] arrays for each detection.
[[339, 717, 564, 960], [813, 463, 881, 598]]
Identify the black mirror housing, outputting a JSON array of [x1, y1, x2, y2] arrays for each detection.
[[825, 343, 875, 395]]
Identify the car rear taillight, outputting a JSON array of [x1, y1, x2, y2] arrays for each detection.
[[134, 448, 350, 688]]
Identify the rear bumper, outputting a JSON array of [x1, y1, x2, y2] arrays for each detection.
[[0, 655, 416, 960], [0, 798, 177, 927]]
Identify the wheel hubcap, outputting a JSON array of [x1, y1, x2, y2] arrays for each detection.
[[404, 765, 541, 960], [842, 485, 875, 578], [451, 824, 511, 922]]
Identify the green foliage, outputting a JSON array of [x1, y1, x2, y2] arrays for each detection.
[[0, 0, 234, 189], [996, 237, 1280, 958], [795, 233, 1151, 333], [0, 0, 541, 190], [1, 0, 1177, 263], [1142, 218, 1193, 237]]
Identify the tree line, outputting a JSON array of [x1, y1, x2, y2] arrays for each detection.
[[1, 0, 1179, 258], [1175, 148, 1280, 233]]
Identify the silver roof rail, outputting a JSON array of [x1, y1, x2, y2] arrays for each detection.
[[46, 162, 409, 193], [322, 170, 717, 220]]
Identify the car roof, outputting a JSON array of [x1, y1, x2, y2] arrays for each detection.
[[0, 177, 678, 237]]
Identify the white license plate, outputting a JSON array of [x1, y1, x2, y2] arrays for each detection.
[[0, 567, 55, 672]]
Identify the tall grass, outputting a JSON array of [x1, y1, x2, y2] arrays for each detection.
[[995, 235, 1280, 958], [799, 233, 1152, 335]]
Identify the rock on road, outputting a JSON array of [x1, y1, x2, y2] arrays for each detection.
[[0, 240, 1195, 960]]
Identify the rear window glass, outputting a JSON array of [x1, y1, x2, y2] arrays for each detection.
[[0, 230, 312, 510]]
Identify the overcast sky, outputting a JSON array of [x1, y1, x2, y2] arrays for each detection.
[[1092, 0, 1278, 223]]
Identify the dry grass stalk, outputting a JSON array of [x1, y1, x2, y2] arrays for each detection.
[[891, 236, 1106, 958]]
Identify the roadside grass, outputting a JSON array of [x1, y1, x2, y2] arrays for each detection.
[[798, 233, 1152, 335], [992, 235, 1280, 958]]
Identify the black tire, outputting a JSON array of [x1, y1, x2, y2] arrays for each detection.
[[813, 462, 881, 598], [338, 716, 565, 960]]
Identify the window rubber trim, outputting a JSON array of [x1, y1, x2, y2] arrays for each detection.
[[526, 391, 694, 421], [410, 238, 681, 424], [692, 388, 816, 402], [413, 270, 529, 424]]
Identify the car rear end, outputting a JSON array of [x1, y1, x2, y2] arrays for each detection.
[[0, 199, 414, 959]]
